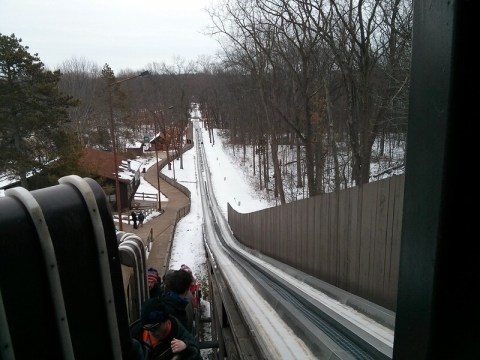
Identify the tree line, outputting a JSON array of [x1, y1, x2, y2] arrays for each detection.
[[202, 0, 412, 202], [0, 0, 412, 201]]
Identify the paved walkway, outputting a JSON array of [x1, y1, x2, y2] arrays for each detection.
[[118, 151, 190, 277]]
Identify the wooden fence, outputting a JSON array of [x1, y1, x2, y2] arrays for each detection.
[[227, 174, 405, 311]]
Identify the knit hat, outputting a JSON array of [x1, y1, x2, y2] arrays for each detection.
[[180, 264, 195, 282], [180, 264, 192, 274], [141, 298, 169, 328], [148, 267, 159, 275], [147, 268, 159, 284]]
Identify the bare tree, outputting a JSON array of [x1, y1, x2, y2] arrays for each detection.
[[315, 0, 412, 185], [59, 57, 102, 147]]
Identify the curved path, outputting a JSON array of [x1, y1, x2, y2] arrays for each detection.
[[120, 151, 190, 276]]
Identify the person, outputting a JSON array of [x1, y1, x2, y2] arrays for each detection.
[[178, 265, 198, 332], [179, 264, 199, 309], [162, 269, 194, 333], [132, 297, 201, 360], [131, 211, 138, 229], [148, 268, 163, 298], [138, 211, 145, 227]]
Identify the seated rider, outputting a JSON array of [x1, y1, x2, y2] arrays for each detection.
[[131, 297, 201, 360], [163, 269, 194, 333], [147, 268, 163, 298]]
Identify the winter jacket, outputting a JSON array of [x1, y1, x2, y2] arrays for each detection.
[[134, 315, 201, 360], [149, 283, 164, 299], [162, 292, 191, 333]]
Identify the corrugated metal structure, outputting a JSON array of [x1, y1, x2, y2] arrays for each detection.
[[228, 174, 404, 311], [0, 176, 132, 359]]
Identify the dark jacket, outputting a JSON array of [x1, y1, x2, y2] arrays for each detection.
[[149, 283, 164, 299], [162, 292, 191, 333], [134, 315, 201, 360]]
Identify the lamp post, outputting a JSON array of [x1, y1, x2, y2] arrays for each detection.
[[108, 70, 149, 230], [153, 106, 174, 212], [154, 121, 162, 212]]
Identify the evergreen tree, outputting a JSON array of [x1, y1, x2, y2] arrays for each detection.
[[0, 33, 78, 188]]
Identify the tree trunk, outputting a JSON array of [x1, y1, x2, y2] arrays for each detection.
[[270, 137, 286, 204], [325, 79, 341, 191], [296, 136, 303, 188]]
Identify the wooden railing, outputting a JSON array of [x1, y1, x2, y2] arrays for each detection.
[[134, 192, 157, 201]]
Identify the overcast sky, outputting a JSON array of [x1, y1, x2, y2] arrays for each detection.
[[0, 0, 221, 72]]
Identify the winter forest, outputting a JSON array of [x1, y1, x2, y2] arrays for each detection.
[[1, 0, 412, 203]]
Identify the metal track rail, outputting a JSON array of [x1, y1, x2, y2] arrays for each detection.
[[194, 121, 394, 359]]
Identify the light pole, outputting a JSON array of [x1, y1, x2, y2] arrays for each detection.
[[153, 106, 173, 212], [108, 70, 149, 230], [171, 125, 177, 181]]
